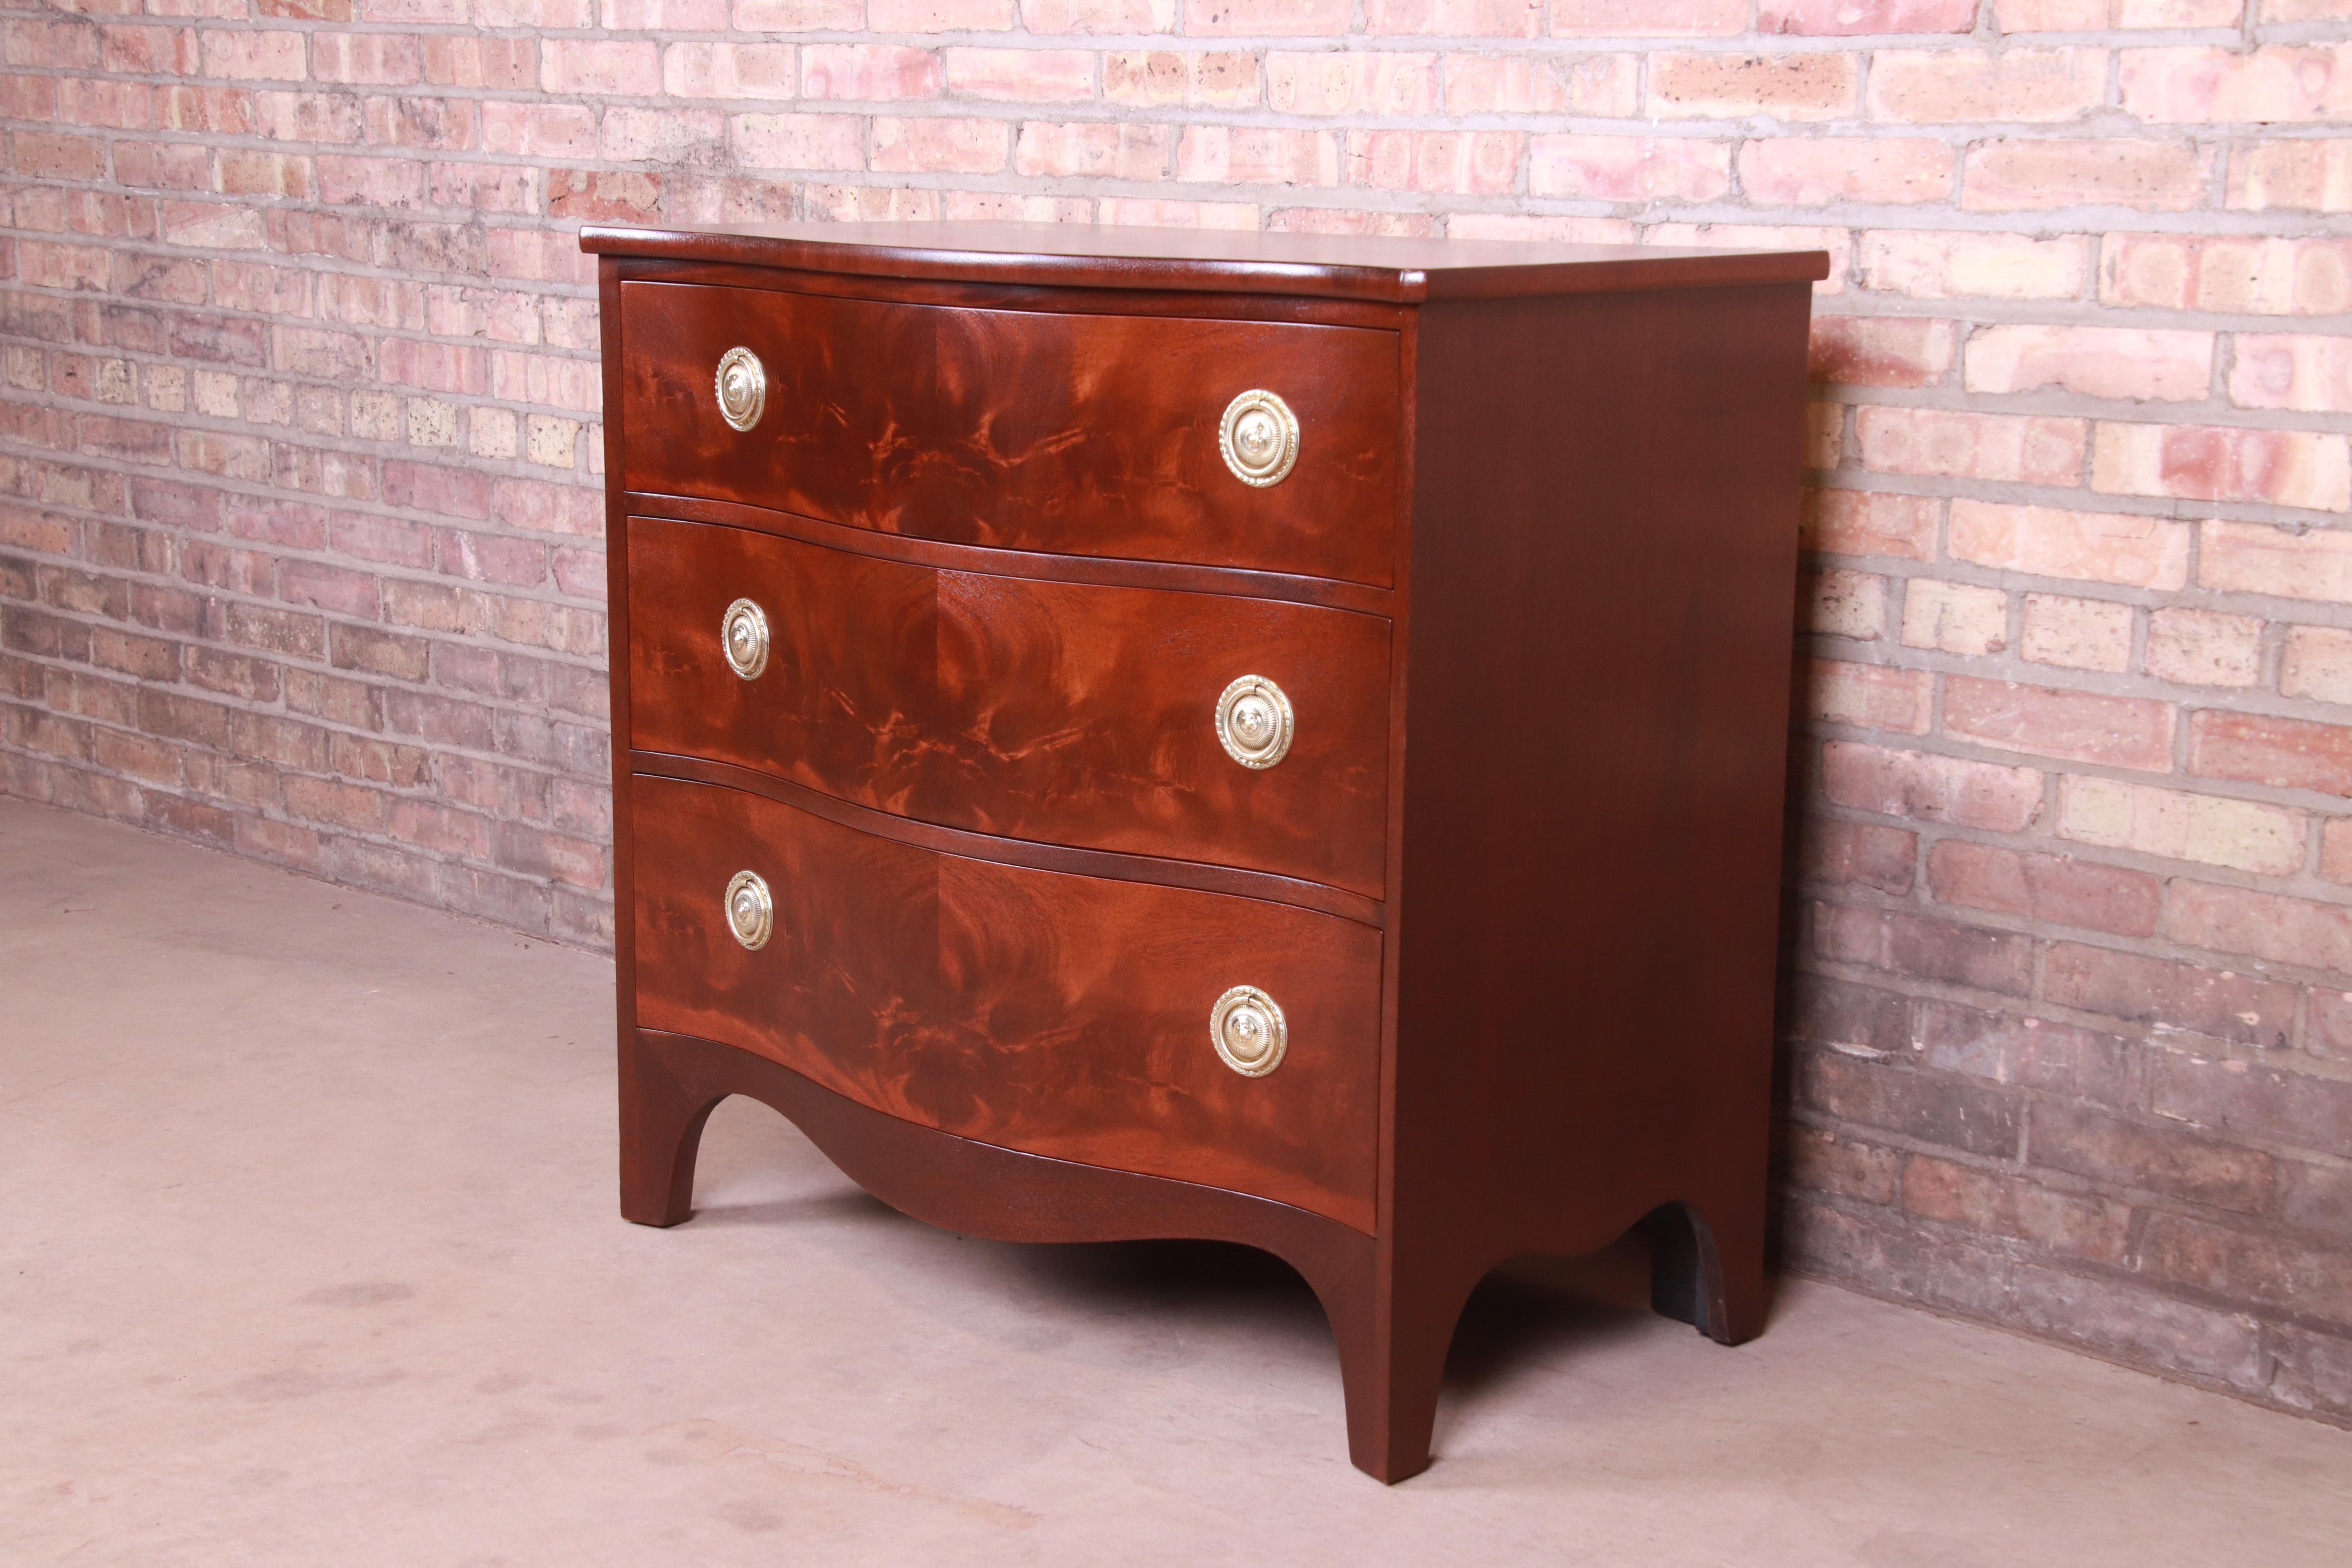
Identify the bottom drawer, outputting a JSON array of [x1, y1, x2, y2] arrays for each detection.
[[630, 776, 1383, 1232]]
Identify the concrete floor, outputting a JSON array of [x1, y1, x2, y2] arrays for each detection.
[[3, 797, 2348, 1566]]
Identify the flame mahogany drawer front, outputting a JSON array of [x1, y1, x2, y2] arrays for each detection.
[[630, 775, 1383, 1230], [615, 278, 1401, 586], [590, 221, 1828, 1483], [626, 514, 1392, 898]]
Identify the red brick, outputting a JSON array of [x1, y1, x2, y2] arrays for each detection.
[[1857, 408, 2086, 486], [1648, 52, 1856, 120], [1760, 0, 1974, 29], [2189, 710, 2352, 795], [1809, 316, 1954, 389], [2093, 423, 2350, 512], [1787, 1126, 1901, 1206], [1803, 659, 1933, 735], [1964, 139, 2209, 212], [1944, 677, 2175, 770], [1802, 490, 1937, 561], [1928, 841, 2162, 937], [1527, 134, 1727, 200], [1813, 902, 2036, 997], [1740, 138, 1953, 206], [1964, 325, 2212, 402], [2033, 1102, 2272, 1213], [1913, 1000, 2135, 1106], [1796, 1050, 2024, 1156], [1903, 1155, 2131, 1264], [1800, 818, 1917, 894], [2044, 943, 2295, 1048], [2163, 881, 2352, 973]]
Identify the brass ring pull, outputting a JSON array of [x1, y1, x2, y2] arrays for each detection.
[[720, 598, 769, 680], [1211, 985, 1287, 1077], [1215, 675, 1294, 770], [724, 870, 773, 951], [715, 346, 766, 432], [1219, 389, 1298, 487]]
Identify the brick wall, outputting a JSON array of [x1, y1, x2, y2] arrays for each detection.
[[2, 0, 2347, 1423]]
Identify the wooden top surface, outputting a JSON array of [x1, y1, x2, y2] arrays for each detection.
[[579, 220, 1831, 302]]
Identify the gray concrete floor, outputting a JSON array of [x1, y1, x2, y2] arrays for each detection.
[[3, 795, 2348, 1566]]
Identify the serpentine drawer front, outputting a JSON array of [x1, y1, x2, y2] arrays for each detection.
[[587, 220, 1828, 1484], [616, 279, 1401, 586], [626, 514, 1392, 898]]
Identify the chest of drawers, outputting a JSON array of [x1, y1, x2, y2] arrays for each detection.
[[583, 221, 1826, 1482]]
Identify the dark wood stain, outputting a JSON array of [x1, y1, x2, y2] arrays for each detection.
[[594, 223, 1828, 1483], [630, 775, 1383, 1232], [619, 280, 1401, 586], [628, 515, 1391, 898]]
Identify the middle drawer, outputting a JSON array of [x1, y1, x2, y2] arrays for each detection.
[[627, 515, 1392, 898]]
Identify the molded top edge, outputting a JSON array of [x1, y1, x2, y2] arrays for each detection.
[[579, 221, 1832, 303]]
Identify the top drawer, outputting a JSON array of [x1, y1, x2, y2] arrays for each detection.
[[617, 281, 1400, 587]]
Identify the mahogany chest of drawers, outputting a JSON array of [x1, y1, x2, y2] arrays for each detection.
[[583, 221, 1826, 1482]]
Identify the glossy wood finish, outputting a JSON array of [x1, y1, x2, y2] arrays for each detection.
[[630, 775, 1383, 1231], [593, 223, 1827, 1485], [583, 220, 1837, 303], [619, 280, 1399, 585], [628, 514, 1391, 897]]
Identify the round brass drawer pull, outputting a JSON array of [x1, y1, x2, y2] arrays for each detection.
[[1211, 985, 1287, 1077], [1219, 389, 1298, 488], [1215, 675, 1293, 770], [720, 597, 769, 680], [715, 345, 766, 432], [724, 870, 773, 951]]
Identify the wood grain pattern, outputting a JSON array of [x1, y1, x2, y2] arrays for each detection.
[[627, 515, 1391, 898], [618, 279, 1400, 586], [630, 774, 1384, 1232], [583, 220, 1836, 303]]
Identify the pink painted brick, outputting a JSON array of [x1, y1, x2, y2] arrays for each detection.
[[1549, 0, 1745, 33], [2230, 336, 2352, 415], [1964, 325, 2213, 402], [310, 34, 421, 87], [2230, 140, 2352, 213], [1365, 0, 1544, 33], [2121, 45, 2352, 125], [1648, 52, 1857, 121], [664, 44, 800, 100], [730, 113, 866, 171], [200, 31, 308, 82], [1102, 51, 1261, 107], [1857, 408, 2087, 486], [540, 41, 660, 97], [2284, 624, 2352, 703], [1017, 121, 1174, 180], [1805, 659, 1934, 735], [1349, 130, 1520, 195], [1945, 677, 2177, 771], [1948, 499, 2188, 590], [1810, 316, 1955, 388], [1760, 0, 1976, 30], [1183, 0, 1350, 30], [2021, 592, 2133, 673], [1803, 489, 1938, 561], [1820, 741, 2045, 831], [945, 49, 1097, 102], [1740, 138, 1952, 206], [1445, 52, 1639, 115], [2092, 423, 2352, 513], [1964, 140, 2209, 212], [1178, 127, 1339, 186], [2103, 234, 2352, 316], [1265, 51, 1439, 115], [868, 0, 1016, 27], [801, 45, 942, 101], [1866, 48, 2107, 124], [1529, 133, 1728, 200], [2199, 520, 2352, 604], [2190, 710, 2352, 797], [1018, 0, 1180, 31], [871, 117, 1013, 174]]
